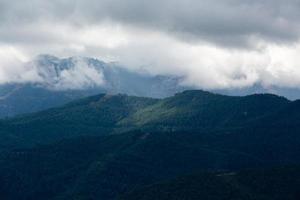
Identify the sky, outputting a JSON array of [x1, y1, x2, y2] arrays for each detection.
[[1, 0, 300, 90]]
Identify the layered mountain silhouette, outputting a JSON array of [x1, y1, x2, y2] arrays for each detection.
[[2, 54, 300, 119], [0, 55, 186, 118], [0, 90, 300, 199]]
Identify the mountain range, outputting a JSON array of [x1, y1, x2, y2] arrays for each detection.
[[0, 55, 186, 118], [0, 90, 290, 149], [0, 90, 300, 199], [3, 54, 300, 119]]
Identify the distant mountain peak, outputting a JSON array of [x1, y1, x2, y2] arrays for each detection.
[[0, 55, 186, 117], [31, 55, 106, 90]]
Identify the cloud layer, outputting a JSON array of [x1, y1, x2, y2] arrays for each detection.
[[1, 0, 300, 90]]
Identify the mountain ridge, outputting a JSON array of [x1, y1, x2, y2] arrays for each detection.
[[0, 89, 291, 150], [0, 55, 186, 118], [0, 90, 299, 199]]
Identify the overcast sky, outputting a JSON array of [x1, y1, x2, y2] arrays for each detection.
[[1, 0, 300, 89]]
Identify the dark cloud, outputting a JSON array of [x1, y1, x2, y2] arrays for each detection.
[[1, 0, 300, 47]]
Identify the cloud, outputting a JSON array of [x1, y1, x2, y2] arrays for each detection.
[[0, 45, 39, 84], [0, 50, 105, 89], [1, 0, 300, 47], [110, 31, 300, 89], [36, 57, 106, 90], [1, 0, 300, 90]]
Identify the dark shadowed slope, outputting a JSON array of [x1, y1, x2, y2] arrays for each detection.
[[0, 130, 300, 200], [121, 166, 300, 200], [0, 84, 105, 118], [0, 90, 299, 199]]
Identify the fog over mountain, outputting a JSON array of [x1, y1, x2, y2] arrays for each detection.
[[1, 0, 300, 92], [0, 55, 188, 117], [1, 1, 300, 200], [3, 54, 300, 118]]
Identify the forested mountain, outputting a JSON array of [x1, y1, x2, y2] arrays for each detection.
[[0, 129, 300, 200], [2, 55, 300, 119], [121, 166, 300, 200], [0, 90, 299, 199], [0, 90, 290, 150]]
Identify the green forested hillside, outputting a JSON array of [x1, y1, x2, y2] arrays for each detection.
[[0, 94, 158, 149], [0, 90, 290, 150], [121, 90, 289, 130], [0, 90, 299, 200]]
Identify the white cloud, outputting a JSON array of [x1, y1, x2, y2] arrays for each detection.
[[1, 0, 300, 91], [49, 57, 105, 90], [0, 45, 39, 84], [0, 47, 105, 89]]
